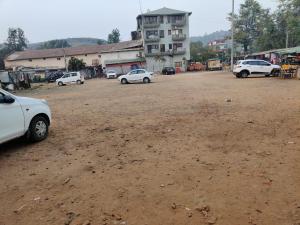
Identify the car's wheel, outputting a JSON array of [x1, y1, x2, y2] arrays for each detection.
[[236, 74, 241, 78], [240, 70, 249, 78], [121, 78, 128, 84], [271, 69, 280, 77], [76, 80, 81, 85], [28, 116, 49, 142], [143, 77, 150, 83], [58, 81, 63, 86]]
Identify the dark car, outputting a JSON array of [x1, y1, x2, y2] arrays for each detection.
[[162, 67, 176, 75], [46, 71, 64, 83]]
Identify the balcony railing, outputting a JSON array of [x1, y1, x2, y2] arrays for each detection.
[[172, 34, 187, 41], [171, 19, 186, 27], [145, 49, 186, 57], [144, 36, 160, 43], [143, 22, 160, 28]]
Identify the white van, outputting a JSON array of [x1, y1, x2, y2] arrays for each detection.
[[56, 72, 85, 86]]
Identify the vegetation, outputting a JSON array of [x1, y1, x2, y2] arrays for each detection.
[[68, 57, 86, 71], [107, 28, 121, 44], [0, 28, 28, 70], [231, 0, 300, 53], [39, 39, 71, 49]]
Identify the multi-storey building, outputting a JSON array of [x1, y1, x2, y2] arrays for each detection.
[[137, 7, 192, 72]]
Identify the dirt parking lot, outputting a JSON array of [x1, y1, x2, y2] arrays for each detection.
[[1, 71, 300, 225]]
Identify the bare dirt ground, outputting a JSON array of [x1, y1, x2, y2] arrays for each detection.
[[1, 71, 300, 225]]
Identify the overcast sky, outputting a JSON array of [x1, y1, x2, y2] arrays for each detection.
[[0, 0, 278, 43]]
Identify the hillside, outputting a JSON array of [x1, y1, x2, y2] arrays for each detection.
[[191, 30, 230, 45], [28, 37, 107, 49]]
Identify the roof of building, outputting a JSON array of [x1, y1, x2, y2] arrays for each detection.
[[105, 58, 146, 65], [138, 7, 192, 17], [6, 40, 143, 61], [249, 46, 300, 56]]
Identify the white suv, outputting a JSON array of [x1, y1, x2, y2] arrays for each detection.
[[118, 69, 153, 84], [0, 89, 51, 144], [56, 72, 84, 86], [233, 60, 281, 78]]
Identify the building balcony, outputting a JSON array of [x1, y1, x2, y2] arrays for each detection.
[[143, 23, 160, 28], [171, 19, 186, 27], [173, 48, 186, 55], [145, 49, 186, 57], [172, 34, 187, 41], [144, 36, 160, 43]]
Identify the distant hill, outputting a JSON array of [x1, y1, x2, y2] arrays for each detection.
[[28, 38, 107, 49], [191, 30, 230, 45]]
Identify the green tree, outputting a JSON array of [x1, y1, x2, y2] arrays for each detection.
[[68, 57, 86, 71], [0, 28, 28, 70], [190, 41, 218, 63], [107, 28, 120, 44], [232, 0, 265, 53], [39, 39, 71, 49]]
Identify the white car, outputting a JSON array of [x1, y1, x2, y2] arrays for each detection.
[[106, 70, 117, 79], [0, 89, 51, 144], [56, 72, 84, 86], [118, 69, 153, 84], [233, 60, 281, 78]]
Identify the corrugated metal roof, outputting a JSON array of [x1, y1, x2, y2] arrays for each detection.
[[138, 7, 191, 17], [6, 40, 143, 61], [105, 58, 146, 65], [249, 46, 300, 56]]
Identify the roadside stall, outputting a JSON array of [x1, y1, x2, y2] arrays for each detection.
[[276, 46, 300, 79]]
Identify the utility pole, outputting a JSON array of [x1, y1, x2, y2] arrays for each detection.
[[286, 30, 289, 48], [231, 0, 235, 71]]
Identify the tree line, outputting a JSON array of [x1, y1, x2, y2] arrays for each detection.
[[191, 0, 300, 63]]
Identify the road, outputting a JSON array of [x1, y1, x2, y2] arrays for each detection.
[[1, 71, 300, 225]]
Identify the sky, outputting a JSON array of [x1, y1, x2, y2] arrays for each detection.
[[0, 0, 278, 44]]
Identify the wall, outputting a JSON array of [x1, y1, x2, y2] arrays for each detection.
[[5, 53, 101, 70], [101, 50, 143, 67]]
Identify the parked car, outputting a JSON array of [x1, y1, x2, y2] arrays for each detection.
[[233, 60, 281, 78], [106, 70, 117, 79], [46, 71, 64, 83], [162, 67, 176, 75], [118, 69, 153, 84], [207, 59, 223, 71], [56, 72, 85, 86], [0, 89, 51, 144]]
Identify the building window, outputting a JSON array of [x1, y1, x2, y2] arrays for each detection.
[[147, 44, 158, 53], [144, 16, 158, 24], [159, 30, 164, 38], [160, 44, 165, 53], [169, 44, 173, 50], [174, 43, 183, 50], [146, 30, 158, 38], [175, 62, 183, 67], [57, 57, 61, 60], [168, 30, 171, 35], [159, 16, 164, 24]]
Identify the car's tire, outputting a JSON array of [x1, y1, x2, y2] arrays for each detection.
[[236, 74, 241, 78], [58, 81, 63, 86], [271, 69, 280, 77], [121, 78, 128, 84], [76, 80, 81, 85], [240, 70, 249, 78], [143, 77, 150, 83], [28, 116, 49, 142]]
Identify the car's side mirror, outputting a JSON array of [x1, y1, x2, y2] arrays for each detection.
[[3, 95, 15, 104]]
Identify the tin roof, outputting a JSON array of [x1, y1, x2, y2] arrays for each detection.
[[6, 40, 143, 61], [138, 7, 192, 17]]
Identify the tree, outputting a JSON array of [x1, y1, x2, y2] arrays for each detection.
[[39, 39, 71, 49], [232, 0, 265, 53], [97, 39, 106, 45], [68, 57, 86, 71], [0, 28, 28, 70], [190, 41, 218, 63], [107, 29, 120, 44], [6, 28, 28, 51]]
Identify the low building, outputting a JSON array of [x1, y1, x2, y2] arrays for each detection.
[[5, 40, 144, 74]]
